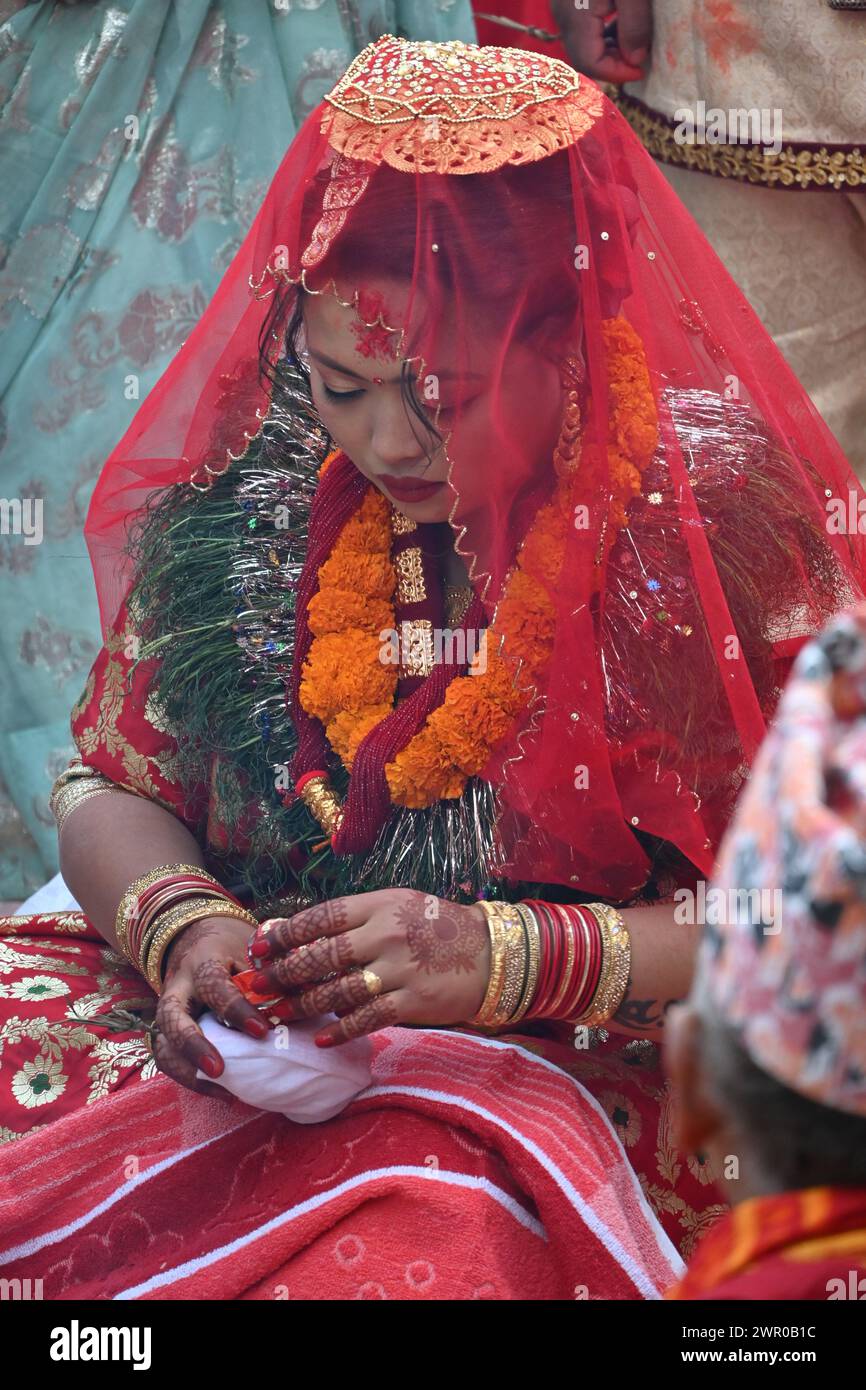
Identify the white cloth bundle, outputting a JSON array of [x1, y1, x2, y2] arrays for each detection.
[[196, 1012, 373, 1123]]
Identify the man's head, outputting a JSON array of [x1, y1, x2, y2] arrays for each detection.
[[666, 990, 866, 1204]]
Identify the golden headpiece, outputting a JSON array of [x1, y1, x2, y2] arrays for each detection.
[[320, 35, 603, 175]]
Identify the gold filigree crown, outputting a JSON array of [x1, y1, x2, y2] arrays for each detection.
[[321, 35, 603, 174]]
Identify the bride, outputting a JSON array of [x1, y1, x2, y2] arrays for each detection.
[[1, 36, 862, 1300]]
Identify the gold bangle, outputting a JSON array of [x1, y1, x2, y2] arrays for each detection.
[[144, 904, 222, 993], [491, 905, 528, 1028], [144, 899, 258, 994], [114, 863, 225, 961], [137, 893, 228, 973], [577, 904, 631, 1028], [510, 902, 541, 1025], [472, 901, 508, 1026]]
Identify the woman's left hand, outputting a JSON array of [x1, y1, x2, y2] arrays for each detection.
[[248, 889, 490, 1047]]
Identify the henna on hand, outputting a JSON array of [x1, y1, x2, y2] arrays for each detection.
[[288, 968, 383, 1020], [396, 893, 488, 975], [163, 919, 230, 979], [192, 958, 268, 1035], [259, 899, 350, 955], [317, 995, 401, 1047], [153, 915, 271, 1098], [153, 994, 229, 1097], [255, 931, 358, 993]]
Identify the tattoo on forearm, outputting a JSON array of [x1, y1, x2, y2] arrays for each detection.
[[613, 994, 679, 1030]]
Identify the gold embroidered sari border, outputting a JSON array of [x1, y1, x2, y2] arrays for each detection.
[[610, 91, 866, 190]]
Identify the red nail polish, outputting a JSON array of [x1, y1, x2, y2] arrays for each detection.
[[244, 1018, 268, 1039], [201, 1055, 222, 1078], [250, 938, 270, 959], [315, 1034, 335, 1048]]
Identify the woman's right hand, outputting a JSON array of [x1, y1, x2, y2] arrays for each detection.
[[152, 914, 272, 1097]]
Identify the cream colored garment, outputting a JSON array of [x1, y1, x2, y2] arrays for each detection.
[[661, 165, 866, 478], [196, 1012, 373, 1123], [629, 0, 866, 144], [625, 0, 866, 477]]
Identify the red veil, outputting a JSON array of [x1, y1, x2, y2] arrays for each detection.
[[84, 36, 866, 901]]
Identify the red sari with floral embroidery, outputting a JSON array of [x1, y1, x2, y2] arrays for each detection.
[[0, 605, 727, 1295]]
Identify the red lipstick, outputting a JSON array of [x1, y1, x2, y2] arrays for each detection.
[[379, 475, 445, 503]]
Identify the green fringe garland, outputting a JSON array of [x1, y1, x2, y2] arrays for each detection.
[[125, 359, 509, 910]]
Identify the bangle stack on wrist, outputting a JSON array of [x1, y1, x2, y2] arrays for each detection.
[[472, 900, 523, 1027], [471, 896, 631, 1032], [114, 863, 258, 994]]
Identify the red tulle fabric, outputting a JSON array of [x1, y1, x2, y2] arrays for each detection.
[[84, 38, 866, 899]]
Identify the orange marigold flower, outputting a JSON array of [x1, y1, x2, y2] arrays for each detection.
[[308, 589, 393, 637], [386, 728, 466, 806], [301, 630, 395, 722], [519, 518, 568, 587], [501, 569, 554, 618], [608, 449, 642, 499], [327, 702, 392, 768], [430, 688, 515, 772], [340, 495, 392, 552], [467, 650, 527, 715], [497, 599, 556, 669], [317, 549, 395, 599]]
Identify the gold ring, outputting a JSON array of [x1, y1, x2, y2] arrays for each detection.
[[361, 968, 383, 998]]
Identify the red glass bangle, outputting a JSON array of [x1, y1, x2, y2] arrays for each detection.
[[126, 875, 243, 962], [546, 903, 581, 1019], [523, 899, 559, 1019], [554, 904, 590, 1018], [528, 900, 561, 1023], [567, 906, 604, 1022]]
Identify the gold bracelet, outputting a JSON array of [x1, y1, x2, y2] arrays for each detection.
[[510, 902, 541, 1025], [491, 905, 529, 1028], [114, 863, 226, 961], [472, 901, 508, 1026], [49, 761, 127, 832], [144, 903, 224, 993], [577, 903, 631, 1028], [144, 899, 258, 993]]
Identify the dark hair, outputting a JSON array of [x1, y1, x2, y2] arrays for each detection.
[[256, 153, 584, 462], [701, 1006, 866, 1190]]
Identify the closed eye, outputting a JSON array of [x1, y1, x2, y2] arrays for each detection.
[[322, 383, 364, 402]]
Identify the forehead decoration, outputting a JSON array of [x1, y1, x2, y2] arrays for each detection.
[[350, 289, 400, 363]]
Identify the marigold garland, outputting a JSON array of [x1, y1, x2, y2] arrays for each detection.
[[298, 318, 658, 813]]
